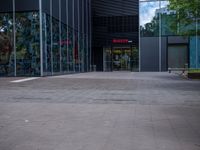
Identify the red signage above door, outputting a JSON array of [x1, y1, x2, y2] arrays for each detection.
[[112, 39, 132, 44]]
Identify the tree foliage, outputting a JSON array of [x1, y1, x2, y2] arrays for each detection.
[[168, 0, 200, 35]]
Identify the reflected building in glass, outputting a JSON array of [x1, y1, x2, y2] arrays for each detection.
[[0, 0, 91, 77]]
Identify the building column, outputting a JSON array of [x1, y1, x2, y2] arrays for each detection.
[[39, 0, 44, 76]]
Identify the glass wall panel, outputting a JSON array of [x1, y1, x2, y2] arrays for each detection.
[[160, 1, 177, 36], [68, 27, 74, 72], [84, 35, 88, 71], [16, 12, 40, 76], [79, 33, 84, 72], [42, 13, 52, 75], [75, 31, 79, 72], [52, 17, 60, 73], [61, 23, 68, 72], [140, 1, 159, 37], [0, 13, 14, 76]]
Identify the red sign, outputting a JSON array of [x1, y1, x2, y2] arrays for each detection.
[[112, 39, 129, 44], [59, 39, 72, 46]]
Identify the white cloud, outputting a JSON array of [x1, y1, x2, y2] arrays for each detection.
[[140, 1, 169, 26]]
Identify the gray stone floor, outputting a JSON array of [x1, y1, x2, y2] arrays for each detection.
[[0, 72, 200, 150]]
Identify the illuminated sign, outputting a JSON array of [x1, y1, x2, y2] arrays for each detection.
[[112, 39, 132, 44]]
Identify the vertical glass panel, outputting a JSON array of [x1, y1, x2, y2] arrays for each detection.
[[79, 33, 84, 72], [160, 1, 176, 36], [16, 12, 40, 76], [0, 13, 14, 76], [131, 46, 139, 71], [75, 31, 79, 72], [52, 17, 60, 73], [42, 13, 52, 75], [84, 35, 88, 71], [140, 1, 159, 37], [68, 27, 74, 72], [103, 47, 112, 71], [61, 23, 68, 72]]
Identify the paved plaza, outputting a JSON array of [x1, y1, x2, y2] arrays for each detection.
[[0, 72, 200, 150]]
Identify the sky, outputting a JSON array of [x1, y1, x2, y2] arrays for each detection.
[[140, 1, 169, 26]]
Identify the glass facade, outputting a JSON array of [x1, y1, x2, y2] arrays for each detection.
[[0, 0, 91, 77], [140, 0, 200, 71], [0, 13, 14, 76]]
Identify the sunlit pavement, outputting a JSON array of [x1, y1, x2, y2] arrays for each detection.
[[0, 72, 200, 150]]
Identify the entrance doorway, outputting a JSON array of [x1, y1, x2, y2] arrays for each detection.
[[112, 47, 131, 71], [103, 46, 134, 71]]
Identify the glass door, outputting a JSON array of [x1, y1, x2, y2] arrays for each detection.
[[112, 47, 131, 71]]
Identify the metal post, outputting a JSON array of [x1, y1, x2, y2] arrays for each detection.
[[196, 13, 198, 69], [77, 0, 80, 72], [50, 0, 53, 75], [82, 0, 85, 72], [39, 0, 43, 76], [66, 0, 69, 73], [159, 0, 162, 72], [13, 0, 16, 76], [59, 0, 62, 73], [139, 0, 141, 72], [72, 0, 75, 72]]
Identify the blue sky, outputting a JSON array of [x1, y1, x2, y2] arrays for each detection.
[[140, 1, 169, 26]]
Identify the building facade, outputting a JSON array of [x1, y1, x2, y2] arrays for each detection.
[[0, 0, 199, 77], [92, 0, 139, 71], [0, 0, 91, 77]]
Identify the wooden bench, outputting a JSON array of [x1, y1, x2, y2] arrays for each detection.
[[168, 68, 188, 74]]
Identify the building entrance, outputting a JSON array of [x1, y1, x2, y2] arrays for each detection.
[[112, 47, 131, 71], [103, 46, 135, 71]]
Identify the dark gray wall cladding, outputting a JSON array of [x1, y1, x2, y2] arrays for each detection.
[[0, 0, 13, 12], [141, 37, 167, 71], [79, 0, 83, 32], [84, 0, 88, 34], [61, 0, 67, 24], [42, 0, 50, 15], [74, 0, 78, 30], [168, 36, 189, 44], [68, 0, 73, 27], [52, 0, 59, 20], [15, 0, 39, 12], [161, 37, 167, 71], [92, 0, 138, 16], [140, 37, 159, 71]]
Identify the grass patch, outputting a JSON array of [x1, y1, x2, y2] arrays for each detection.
[[188, 69, 200, 73]]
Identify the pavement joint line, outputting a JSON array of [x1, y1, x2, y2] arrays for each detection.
[[10, 77, 40, 83]]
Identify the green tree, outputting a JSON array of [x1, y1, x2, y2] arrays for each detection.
[[168, 0, 200, 35]]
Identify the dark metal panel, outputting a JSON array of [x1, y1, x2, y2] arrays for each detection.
[[161, 37, 167, 71], [61, 0, 67, 24], [15, 0, 39, 12], [68, 0, 73, 27], [92, 0, 138, 16], [168, 36, 189, 44], [0, 0, 13, 12], [52, 0, 59, 20], [140, 37, 159, 71], [42, 0, 50, 15], [74, 0, 78, 30]]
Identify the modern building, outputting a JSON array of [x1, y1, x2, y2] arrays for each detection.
[[0, 0, 199, 77], [92, 0, 139, 71], [0, 0, 91, 77]]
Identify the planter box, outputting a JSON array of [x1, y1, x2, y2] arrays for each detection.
[[188, 73, 200, 79]]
